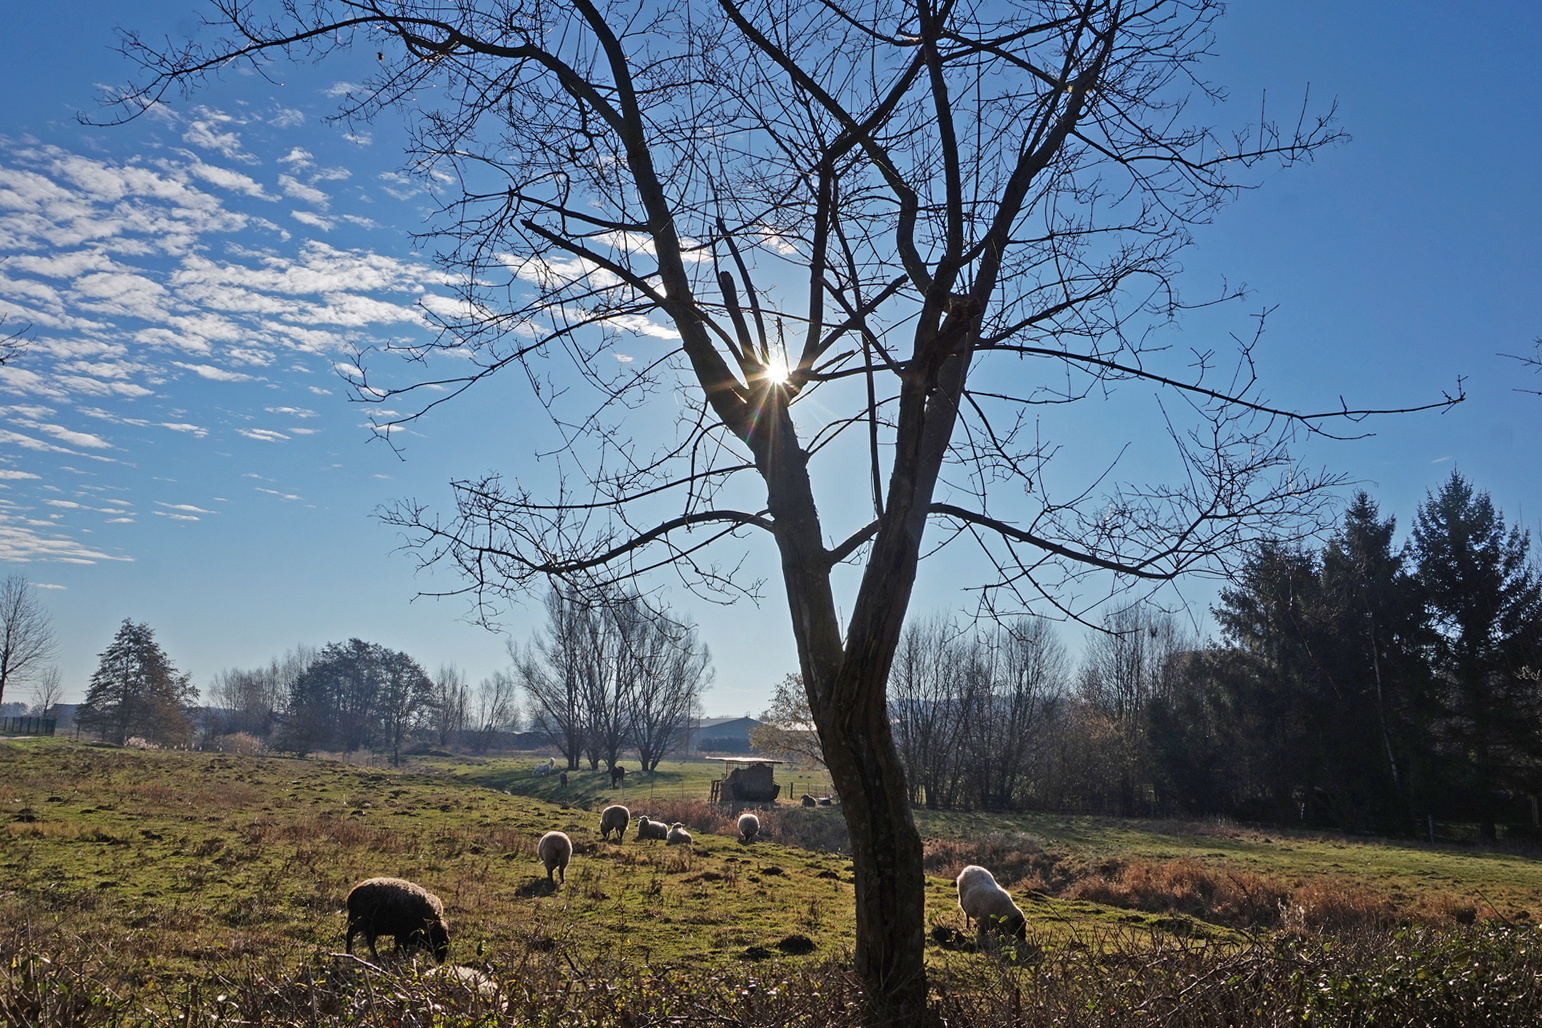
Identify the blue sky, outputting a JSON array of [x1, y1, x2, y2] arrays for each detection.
[[2, 2, 1539, 715]]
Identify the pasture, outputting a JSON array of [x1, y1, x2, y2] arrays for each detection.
[[3, 740, 1541, 1026]]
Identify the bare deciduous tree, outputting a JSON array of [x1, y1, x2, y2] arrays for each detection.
[[29, 665, 64, 718], [473, 670, 521, 754], [0, 574, 56, 711], [120, 0, 1460, 1014], [627, 615, 712, 771]]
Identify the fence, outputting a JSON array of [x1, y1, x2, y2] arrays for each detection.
[[0, 716, 55, 737]]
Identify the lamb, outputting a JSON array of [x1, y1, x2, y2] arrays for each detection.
[[537, 830, 573, 883], [345, 877, 450, 963], [737, 811, 760, 843], [635, 815, 670, 841], [954, 865, 1027, 942], [599, 803, 630, 842], [666, 822, 693, 846]]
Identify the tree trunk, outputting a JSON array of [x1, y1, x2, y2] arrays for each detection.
[[821, 696, 929, 1022]]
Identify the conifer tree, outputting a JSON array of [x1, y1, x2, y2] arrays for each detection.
[[76, 619, 195, 746]]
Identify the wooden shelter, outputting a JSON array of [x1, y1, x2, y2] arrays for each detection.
[[707, 756, 785, 803]]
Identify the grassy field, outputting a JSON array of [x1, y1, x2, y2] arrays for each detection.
[[3, 739, 1541, 1026]]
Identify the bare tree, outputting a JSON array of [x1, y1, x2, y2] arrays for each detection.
[[0, 574, 56, 710], [29, 665, 64, 718], [120, 1, 1460, 1014], [473, 670, 521, 754], [209, 644, 311, 740], [517, 588, 590, 769], [627, 615, 712, 771], [959, 619, 1068, 810], [890, 614, 972, 809], [429, 662, 471, 747], [1077, 607, 1190, 813]]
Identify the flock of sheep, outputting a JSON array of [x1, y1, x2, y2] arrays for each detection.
[[343, 772, 1027, 970]]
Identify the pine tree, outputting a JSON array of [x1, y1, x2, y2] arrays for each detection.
[[76, 620, 196, 746], [1412, 472, 1542, 839]]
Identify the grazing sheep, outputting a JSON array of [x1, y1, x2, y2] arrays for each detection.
[[666, 822, 693, 846], [954, 864, 1027, 942], [345, 877, 450, 963], [599, 803, 631, 842], [635, 815, 670, 841], [537, 830, 573, 883], [610, 764, 626, 788], [800, 793, 817, 808], [737, 811, 760, 843], [558, 770, 569, 788]]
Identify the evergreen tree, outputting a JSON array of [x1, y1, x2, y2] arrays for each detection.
[[1412, 472, 1542, 839], [1315, 493, 1433, 832], [76, 620, 196, 745]]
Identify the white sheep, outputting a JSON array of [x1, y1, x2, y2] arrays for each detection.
[[635, 815, 669, 841], [737, 811, 760, 843], [666, 822, 693, 846], [537, 830, 573, 883], [598, 803, 630, 842], [954, 864, 1027, 942]]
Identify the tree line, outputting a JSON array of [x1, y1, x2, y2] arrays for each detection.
[[61, 588, 712, 768], [753, 472, 1541, 840]]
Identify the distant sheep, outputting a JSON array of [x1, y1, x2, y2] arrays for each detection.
[[737, 811, 760, 843], [537, 830, 573, 883], [801, 793, 817, 807], [610, 764, 626, 788], [635, 815, 669, 841], [599, 803, 630, 842], [666, 822, 693, 846], [345, 877, 450, 963], [558, 770, 569, 788], [955, 865, 1027, 942]]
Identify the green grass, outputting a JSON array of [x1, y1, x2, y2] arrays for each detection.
[[5, 738, 1542, 1026]]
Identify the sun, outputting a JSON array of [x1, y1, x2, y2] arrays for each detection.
[[764, 353, 791, 386]]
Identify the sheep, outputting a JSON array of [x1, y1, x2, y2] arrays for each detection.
[[558, 770, 569, 788], [737, 811, 760, 843], [537, 830, 573, 883], [635, 815, 670, 841], [800, 793, 817, 808], [598, 803, 630, 842], [954, 864, 1027, 942], [610, 764, 626, 788], [666, 822, 693, 846], [345, 877, 450, 964]]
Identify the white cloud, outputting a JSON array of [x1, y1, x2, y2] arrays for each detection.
[[161, 422, 208, 437], [279, 173, 330, 208], [237, 428, 289, 442], [279, 147, 314, 169], [171, 361, 256, 382], [0, 469, 41, 480], [156, 501, 217, 514], [291, 210, 335, 231]]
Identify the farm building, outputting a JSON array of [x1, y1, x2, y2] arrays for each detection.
[[687, 715, 763, 754]]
